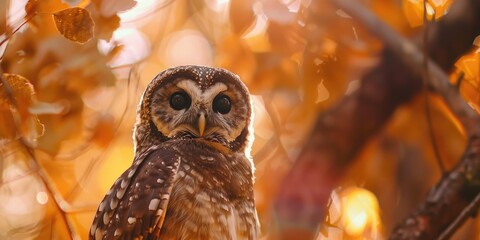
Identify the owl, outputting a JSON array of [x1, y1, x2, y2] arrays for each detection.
[[89, 65, 259, 239]]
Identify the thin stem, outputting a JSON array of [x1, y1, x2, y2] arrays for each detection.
[[422, 0, 446, 174], [0, 14, 34, 48]]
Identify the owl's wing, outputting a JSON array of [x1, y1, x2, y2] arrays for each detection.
[[89, 146, 181, 240]]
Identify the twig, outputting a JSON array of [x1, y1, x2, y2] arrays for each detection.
[[438, 193, 480, 240], [422, 0, 446, 174], [0, 14, 34, 48]]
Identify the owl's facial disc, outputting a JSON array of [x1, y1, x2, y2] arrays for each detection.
[[151, 78, 249, 144]]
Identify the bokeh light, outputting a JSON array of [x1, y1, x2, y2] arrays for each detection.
[[320, 187, 382, 239], [159, 30, 213, 67], [0, 163, 46, 239], [97, 28, 151, 68]]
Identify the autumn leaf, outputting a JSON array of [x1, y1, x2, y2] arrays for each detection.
[[53, 7, 94, 43], [0, 73, 44, 140], [85, 3, 120, 41], [93, 12, 120, 41], [0, 74, 35, 115], [25, 0, 39, 17]]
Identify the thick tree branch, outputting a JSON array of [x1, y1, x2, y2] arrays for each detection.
[[331, 0, 477, 132], [390, 129, 480, 239], [330, 0, 480, 239], [273, 0, 480, 239]]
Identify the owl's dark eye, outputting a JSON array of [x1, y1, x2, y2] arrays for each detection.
[[169, 92, 191, 110], [213, 94, 231, 114]]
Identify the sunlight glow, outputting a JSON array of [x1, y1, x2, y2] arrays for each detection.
[[325, 187, 382, 239], [403, 0, 452, 27], [159, 30, 213, 67], [0, 164, 46, 238], [342, 187, 380, 237], [98, 28, 151, 67], [7, 0, 28, 28], [36, 192, 49, 205], [205, 0, 231, 12], [344, 203, 368, 235]]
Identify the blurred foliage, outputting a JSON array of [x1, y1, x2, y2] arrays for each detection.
[[0, 0, 478, 239]]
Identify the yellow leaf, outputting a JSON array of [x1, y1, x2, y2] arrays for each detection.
[[94, 13, 120, 41], [53, 7, 94, 44], [402, 0, 435, 27], [0, 73, 44, 140], [85, 3, 120, 41], [25, 0, 39, 17], [0, 74, 34, 110]]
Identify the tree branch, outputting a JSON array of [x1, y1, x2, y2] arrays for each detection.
[[273, 0, 480, 239]]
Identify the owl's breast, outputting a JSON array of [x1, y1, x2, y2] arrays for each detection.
[[158, 140, 258, 239], [174, 139, 254, 198]]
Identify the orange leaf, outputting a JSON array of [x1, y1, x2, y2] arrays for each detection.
[[53, 7, 94, 44], [0, 74, 35, 115], [0, 73, 44, 140], [85, 3, 120, 41], [25, 0, 39, 17], [94, 13, 120, 41]]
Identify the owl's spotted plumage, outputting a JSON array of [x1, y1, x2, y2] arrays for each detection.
[[89, 65, 259, 239]]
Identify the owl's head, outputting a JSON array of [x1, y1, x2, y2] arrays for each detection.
[[134, 65, 254, 156]]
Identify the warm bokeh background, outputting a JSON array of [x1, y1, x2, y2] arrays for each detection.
[[0, 0, 478, 239]]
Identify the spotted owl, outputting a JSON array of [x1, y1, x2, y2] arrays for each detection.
[[89, 65, 259, 239]]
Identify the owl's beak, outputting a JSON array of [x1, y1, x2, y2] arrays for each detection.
[[198, 113, 206, 136]]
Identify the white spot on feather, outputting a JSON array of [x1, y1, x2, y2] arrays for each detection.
[[191, 170, 203, 182], [90, 221, 97, 235], [196, 192, 210, 202], [110, 198, 118, 209], [127, 217, 137, 224], [103, 212, 112, 225], [185, 185, 195, 194], [149, 198, 160, 210], [98, 201, 105, 212], [95, 228, 104, 240], [121, 179, 128, 188], [114, 228, 121, 237], [156, 209, 163, 216], [161, 194, 169, 200], [116, 187, 126, 199]]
